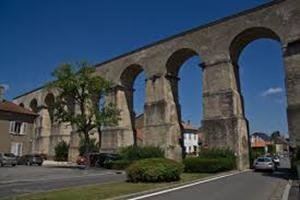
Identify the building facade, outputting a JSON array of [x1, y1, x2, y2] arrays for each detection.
[[0, 99, 38, 156]]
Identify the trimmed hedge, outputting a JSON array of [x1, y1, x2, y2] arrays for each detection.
[[126, 158, 184, 183], [119, 145, 164, 161], [183, 148, 236, 173], [183, 157, 235, 173]]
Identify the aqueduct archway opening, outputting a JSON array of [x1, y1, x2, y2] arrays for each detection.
[[166, 48, 203, 156], [230, 27, 289, 150]]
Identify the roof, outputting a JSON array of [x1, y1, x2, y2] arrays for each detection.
[[252, 132, 271, 141], [0, 100, 38, 116]]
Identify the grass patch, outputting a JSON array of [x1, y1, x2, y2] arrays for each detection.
[[5, 173, 210, 200]]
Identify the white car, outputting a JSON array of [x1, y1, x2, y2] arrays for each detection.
[[253, 157, 275, 172]]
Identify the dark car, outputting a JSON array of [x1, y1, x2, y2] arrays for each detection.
[[18, 154, 43, 166], [0, 152, 17, 167], [76, 153, 118, 167]]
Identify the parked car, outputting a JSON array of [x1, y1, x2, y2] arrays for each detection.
[[18, 154, 43, 166], [253, 157, 275, 172], [76, 155, 86, 165], [0, 152, 17, 167], [76, 153, 119, 167]]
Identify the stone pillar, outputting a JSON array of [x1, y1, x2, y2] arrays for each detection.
[[201, 59, 249, 170], [68, 128, 80, 162], [68, 104, 80, 162], [143, 74, 182, 161], [37, 107, 51, 156], [100, 85, 134, 152], [284, 41, 300, 148]]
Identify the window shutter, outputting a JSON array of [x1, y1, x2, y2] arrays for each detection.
[[9, 121, 15, 133], [18, 143, 23, 156], [21, 123, 27, 135]]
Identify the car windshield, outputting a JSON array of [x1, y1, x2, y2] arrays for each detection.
[[257, 158, 265, 162], [4, 153, 15, 157], [257, 157, 272, 162]]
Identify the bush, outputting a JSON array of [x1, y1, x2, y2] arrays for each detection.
[[126, 158, 184, 183], [54, 141, 69, 161], [198, 148, 235, 159], [183, 148, 236, 173], [183, 157, 235, 173], [79, 138, 98, 155], [119, 145, 164, 161], [103, 159, 131, 170]]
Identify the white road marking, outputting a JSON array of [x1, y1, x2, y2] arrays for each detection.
[[129, 170, 250, 200]]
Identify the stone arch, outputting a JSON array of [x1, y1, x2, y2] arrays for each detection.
[[229, 27, 281, 66], [165, 48, 202, 110], [44, 93, 55, 123], [165, 48, 203, 154], [120, 64, 144, 89], [29, 99, 38, 112], [119, 64, 145, 145], [229, 26, 289, 150], [166, 48, 199, 76]]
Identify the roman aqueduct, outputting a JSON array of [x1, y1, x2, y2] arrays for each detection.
[[14, 0, 300, 169]]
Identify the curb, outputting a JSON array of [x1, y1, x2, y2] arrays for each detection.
[[281, 180, 292, 200], [109, 169, 251, 200]]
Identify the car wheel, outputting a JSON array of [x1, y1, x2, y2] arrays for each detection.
[[12, 164, 16, 167], [0, 162, 2, 167]]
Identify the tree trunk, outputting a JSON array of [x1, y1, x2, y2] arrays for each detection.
[[83, 131, 91, 168], [97, 127, 102, 151]]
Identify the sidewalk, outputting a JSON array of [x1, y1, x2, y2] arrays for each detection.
[[288, 180, 299, 200]]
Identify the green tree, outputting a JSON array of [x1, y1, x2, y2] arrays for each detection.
[[47, 62, 120, 154]]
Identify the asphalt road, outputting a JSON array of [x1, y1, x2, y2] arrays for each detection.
[[0, 166, 126, 198], [141, 158, 291, 200]]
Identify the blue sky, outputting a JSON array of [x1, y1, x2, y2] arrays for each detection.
[[0, 0, 288, 135]]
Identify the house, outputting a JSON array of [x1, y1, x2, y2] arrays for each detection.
[[134, 115, 204, 155], [0, 86, 38, 156], [250, 132, 273, 153], [182, 121, 199, 155]]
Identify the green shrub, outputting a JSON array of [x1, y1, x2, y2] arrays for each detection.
[[183, 157, 235, 173], [104, 159, 131, 170], [119, 145, 164, 161], [79, 138, 98, 155], [54, 140, 69, 161], [199, 148, 235, 159], [126, 158, 184, 183], [183, 148, 236, 173], [250, 148, 265, 168]]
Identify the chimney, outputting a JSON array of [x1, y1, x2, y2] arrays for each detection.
[[0, 85, 5, 102]]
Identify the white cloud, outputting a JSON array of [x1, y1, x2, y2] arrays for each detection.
[[261, 87, 283, 97], [0, 84, 9, 91]]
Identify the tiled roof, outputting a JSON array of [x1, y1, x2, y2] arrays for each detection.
[[0, 100, 38, 116], [252, 132, 271, 141]]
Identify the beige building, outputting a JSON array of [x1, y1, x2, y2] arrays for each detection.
[[0, 97, 38, 156]]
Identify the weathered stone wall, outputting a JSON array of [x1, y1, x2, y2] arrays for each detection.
[[13, 0, 300, 168]]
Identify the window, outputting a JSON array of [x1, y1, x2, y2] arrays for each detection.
[[11, 142, 23, 156], [9, 121, 27, 135]]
